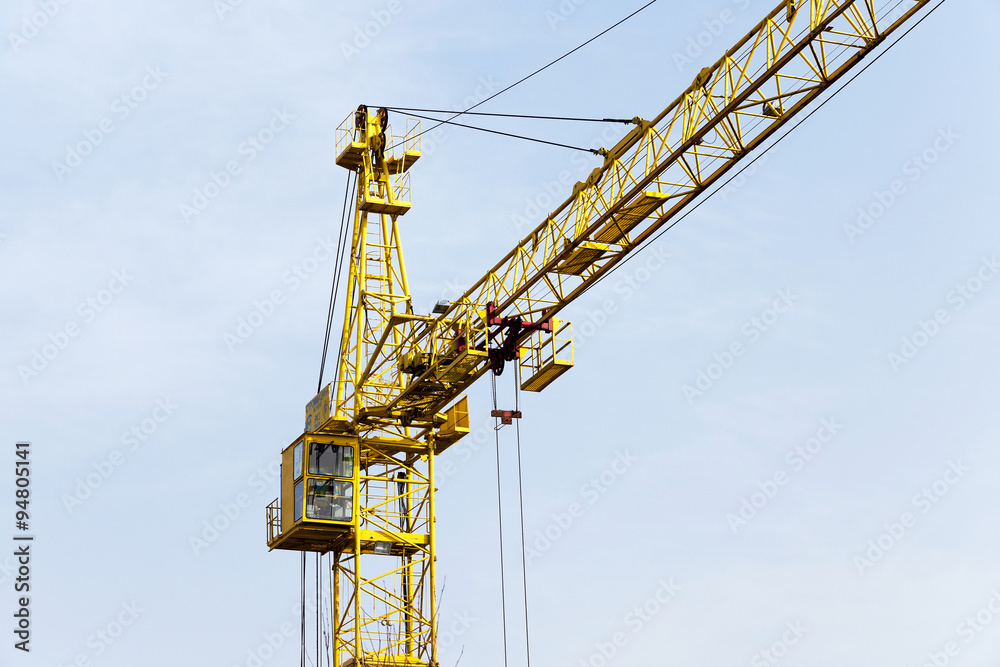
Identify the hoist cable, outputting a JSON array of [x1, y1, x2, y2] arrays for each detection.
[[390, 110, 601, 155], [387, 0, 660, 151], [316, 554, 321, 665], [312, 159, 355, 667], [383, 107, 633, 124], [491, 363, 533, 667], [318, 554, 325, 667], [330, 173, 356, 390], [301, 551, 307, 667], [575, 0, 946, 302], [318, 169, 356, 393], [491, 373, 510, 667], [512, 363, 532, 667], [329, 556, 337, 667]]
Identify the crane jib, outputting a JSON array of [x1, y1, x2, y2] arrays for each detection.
[[379, 0, 932, 421], [268, 3, 939, 667]]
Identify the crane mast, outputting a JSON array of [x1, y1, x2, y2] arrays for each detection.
[[266, 1, 934, 666]]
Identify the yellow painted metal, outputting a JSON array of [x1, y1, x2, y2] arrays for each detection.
[[305, 385, 332, 432], [591, 191, 671, 244], [336, 142, 367, 170], [520, 319, 575, 393], [340, 0, 931, 431], [331, 442, 437, 667], [557, 241, 610, 276], [306, 382, 351, 432], [437, 395, 470, 445], [268, 434, 359, 553], [302, 107, 442, 667], [273, 0, 934, 664]]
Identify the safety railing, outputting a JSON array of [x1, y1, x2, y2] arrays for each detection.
[[266, 498, 281, 544]]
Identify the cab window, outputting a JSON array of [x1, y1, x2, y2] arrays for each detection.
[[294, 480, 304, 522], [306, 479, 353, 521], [309, 443, 353, 478], [293, 442, 304, 480]]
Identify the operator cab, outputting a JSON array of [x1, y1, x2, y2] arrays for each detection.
[[267, 434, 359, 552]]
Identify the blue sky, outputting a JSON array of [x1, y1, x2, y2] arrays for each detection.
[[2, 1, 999, 666]]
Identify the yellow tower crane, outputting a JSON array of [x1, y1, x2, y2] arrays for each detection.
[[265, 0, 936, 665]]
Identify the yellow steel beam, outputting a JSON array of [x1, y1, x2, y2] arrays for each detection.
[[299, 2, 935, 666], [362, 0, 931, 422]]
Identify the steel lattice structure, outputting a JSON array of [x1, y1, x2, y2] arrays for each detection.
[[267, 2, 934, 666]]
